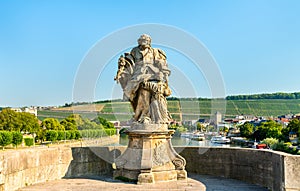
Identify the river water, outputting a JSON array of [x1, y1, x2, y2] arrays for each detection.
[[117, 136, 240, 148]]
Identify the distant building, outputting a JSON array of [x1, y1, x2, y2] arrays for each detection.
[[11, 107, 37, 116], [213, 111, 222, 126], [289, 132, 298, 144], [278, 114, 293, 119], [277, 118, 290, 126], [11, 108, 22, 113], [294, 113, 300, 120], [24, 107, 37, 116], [182, 120, 198, 127]]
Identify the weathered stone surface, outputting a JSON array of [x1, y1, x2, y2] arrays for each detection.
[[179, 147, 300, 191], [137, 172, 154, 184], [114, 34, 172, 124], [113, 128, 187, 184], [283, 154, 300, 191], [18, 175, 207, 191], [0, 147, 72, 191], [0, 146, 299, 191]]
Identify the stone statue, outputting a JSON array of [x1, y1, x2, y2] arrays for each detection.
[[113, 35, 187, 184], [114, 34, 172, 124]]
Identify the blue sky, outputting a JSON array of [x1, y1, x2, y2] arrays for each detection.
[[0, 0, 300, 107]]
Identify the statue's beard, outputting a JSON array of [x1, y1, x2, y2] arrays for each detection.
[[140, 44, 150, 50]]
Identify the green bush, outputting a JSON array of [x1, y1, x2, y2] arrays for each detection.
[[57, 131, 65, 141], [74, 130, 81, 140], [92, 117, 115, 129], [69, 131, 76, 140], [12, 131, 23, 148], [24, 138, 34, 147], [36, 129, 47, 143], [104, 128, 116, 136], [272, 141, 298, 154], [261, 138, 279, 149], [65, 131, 71, 140], [79, 129, 115, 138], [79, 130, 87, 138], [0, 131, 13, 149], [45, 130, 58, 142], [272, 141, 285, 151], [43, 130, 82, 142]]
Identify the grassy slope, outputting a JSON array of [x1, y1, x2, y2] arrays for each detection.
[[37, 99, 300, 121]]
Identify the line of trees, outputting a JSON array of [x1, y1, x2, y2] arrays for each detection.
[[239, 119, 300, 141], [0, 108, 39, 132], [0, 131, 23, 149], [227, 92, 300, 100], [0, 128, 117, 149], [0, 108, 115, 132], [62, 99, 124, 107], [37, 129, 116, 143], [58, 92, 300, 107], [37, 114, 116, 142], [0, 108, 116, 147]]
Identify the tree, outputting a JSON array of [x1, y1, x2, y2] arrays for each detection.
[[92, 117, 114, 129], [0, 109, 39, 133], [239, 122, 254, 138], [0, 131, 13, 149], [41, 118, 64, 130], [226, 92, 300, 100], [36, 128, 47, 143], [261, 138, 278, 149], [220, 126, 229, 135], [287, 119, 300, 136], [60, 119, 77, 130], [12, 131, 23, 148], [254, 120, 282, 141], [196, 122, 206, 132], [168, 124, 187, 136], [78, 118, 102, 130], [0, 109, 21, 131], [18, 112, 40, 133], [266, 125, 282, 139], [60, 115, 81, 130], [174, 126, 187, 137], [281, 126, 290, 141]]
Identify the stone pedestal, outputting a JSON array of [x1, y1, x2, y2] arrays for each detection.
[[113, 123, 187, 184]]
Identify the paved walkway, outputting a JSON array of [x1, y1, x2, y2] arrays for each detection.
[[18, 174, 269, 191]]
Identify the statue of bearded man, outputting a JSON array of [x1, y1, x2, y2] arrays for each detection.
[[114, 34, 172, 124]]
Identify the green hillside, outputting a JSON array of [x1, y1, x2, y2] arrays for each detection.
[[37, 99, 300, 122]]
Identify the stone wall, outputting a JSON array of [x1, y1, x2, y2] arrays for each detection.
[[65, 146, 124, 178], [178, 147, 285, 190], [66, 146, 300, 191], [0, 145, 299, 191], [0, 146, 72, 191], [0, 136, 119, 191]]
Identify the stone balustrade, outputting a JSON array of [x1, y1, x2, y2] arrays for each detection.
[[0, 145, 299, 191]]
